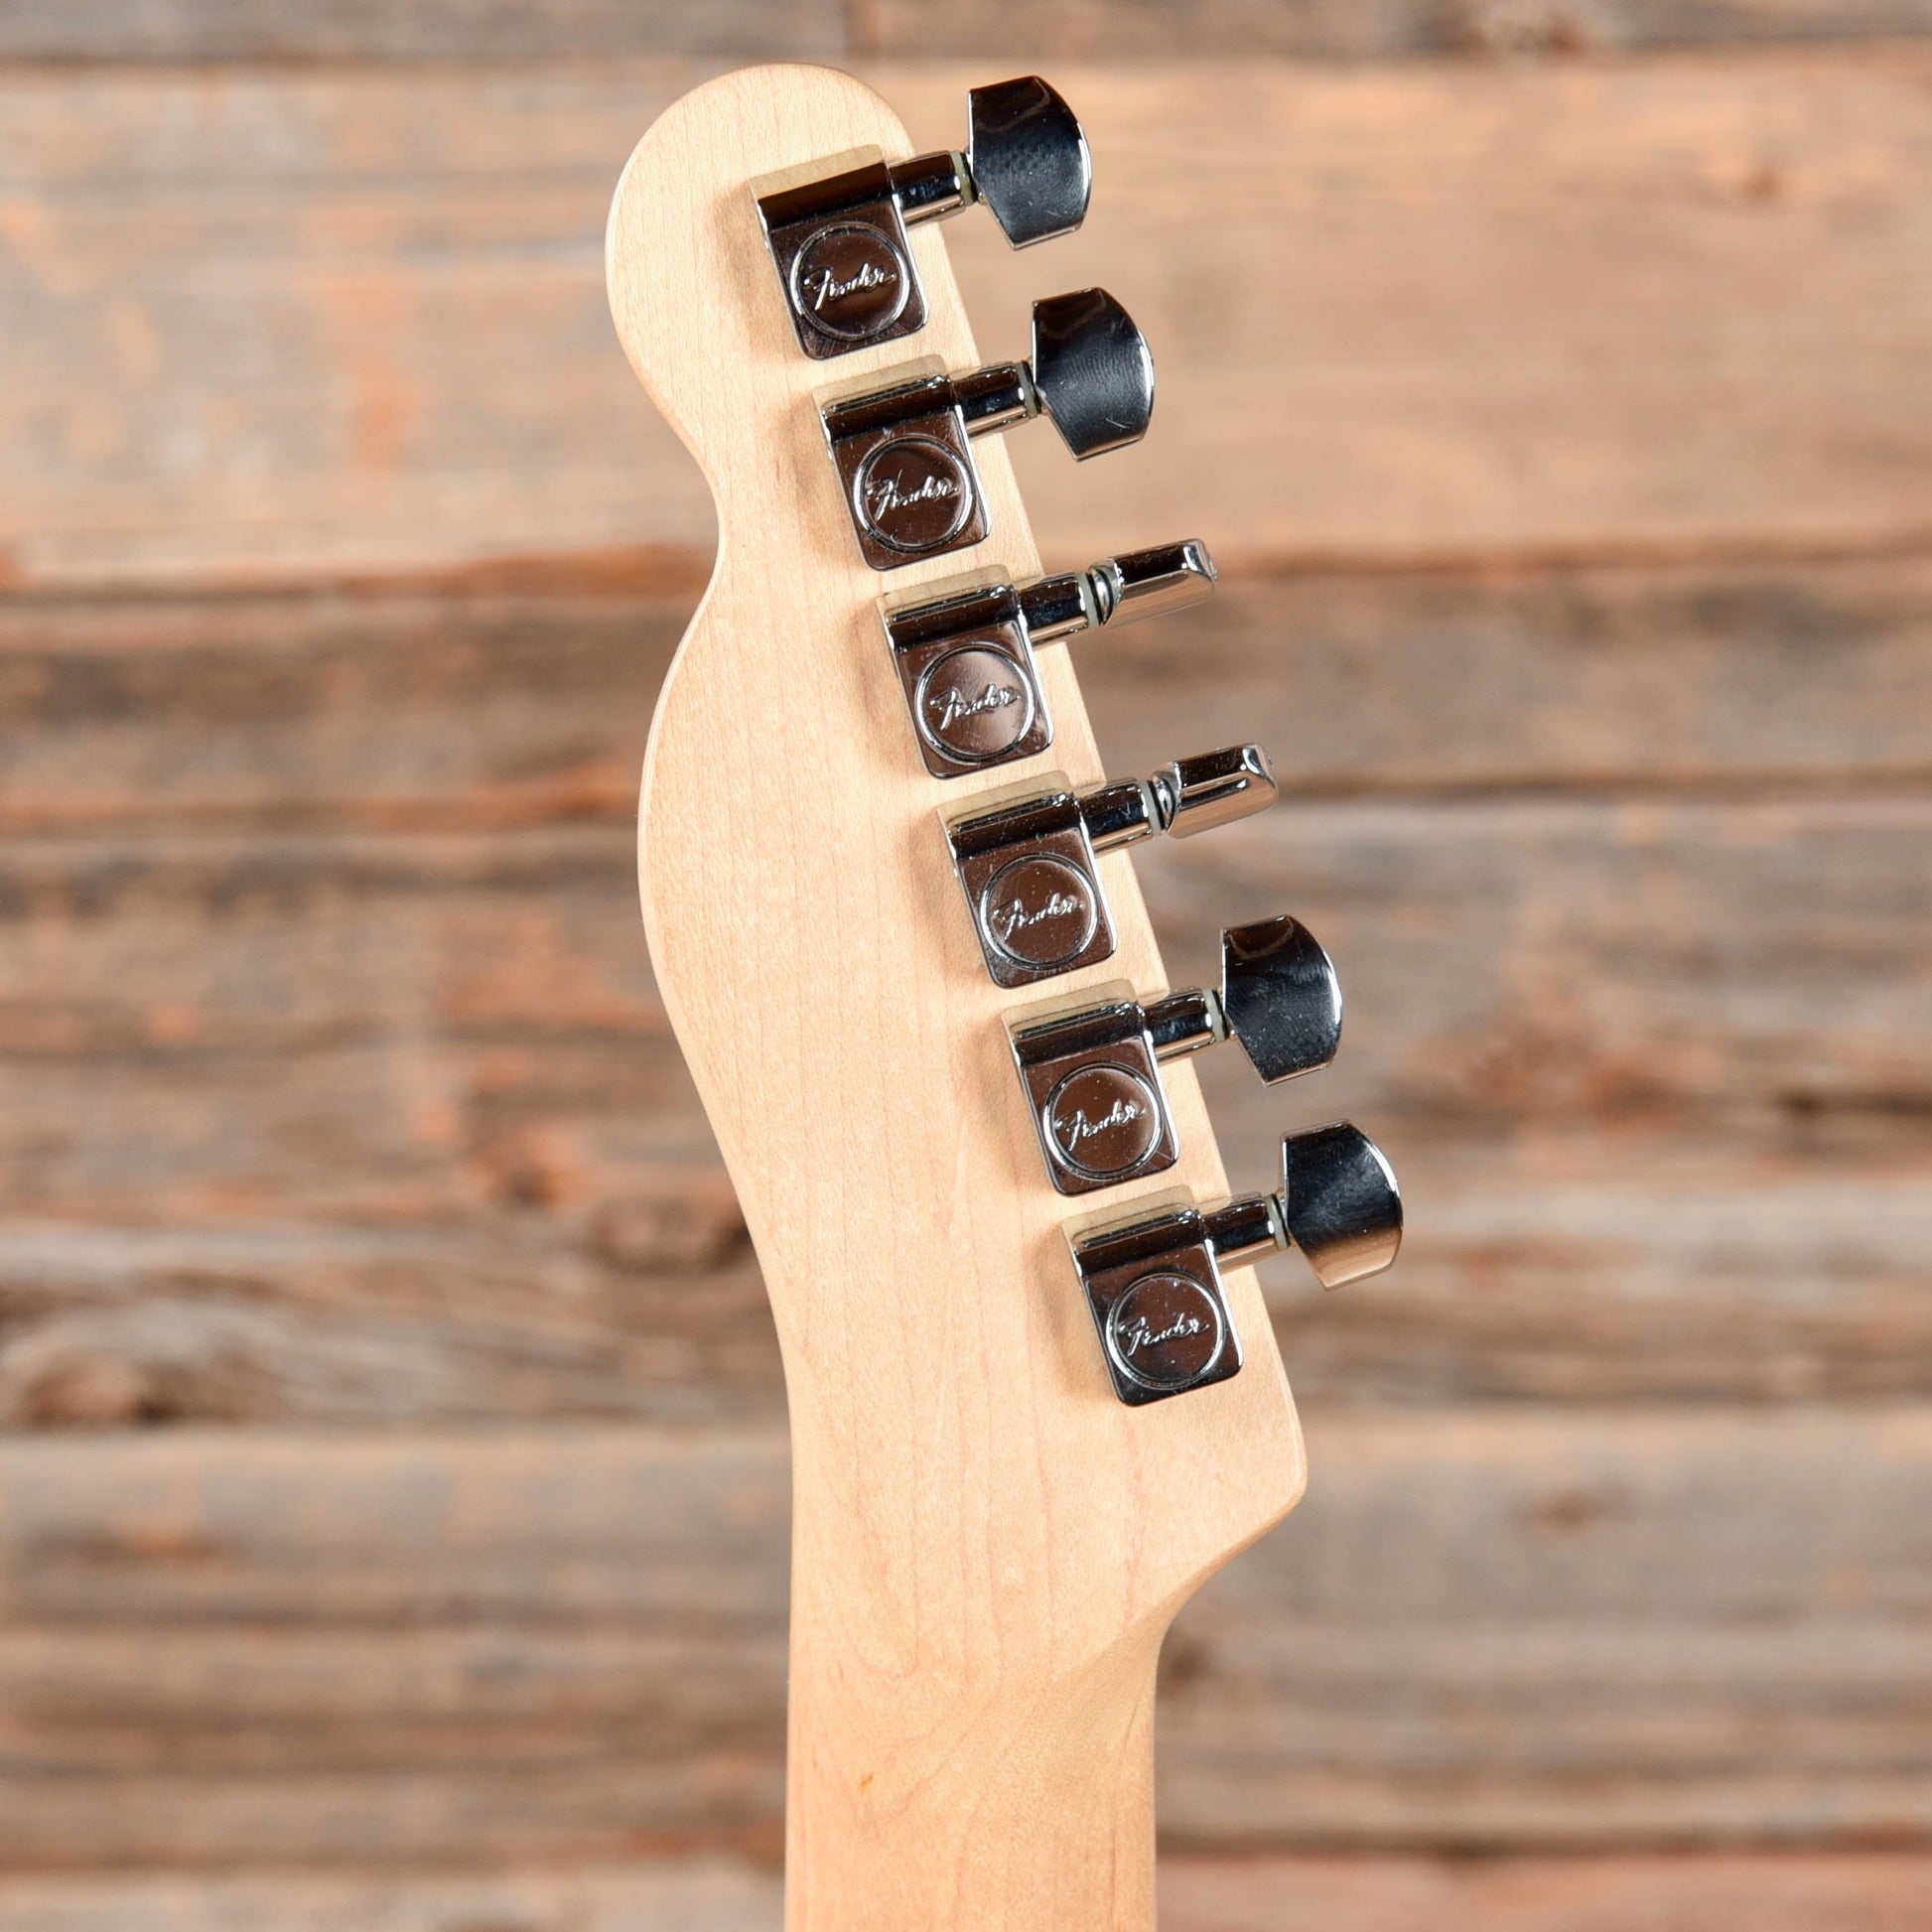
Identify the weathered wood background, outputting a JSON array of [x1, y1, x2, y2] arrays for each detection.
[[3, 2, 1930, 1926]]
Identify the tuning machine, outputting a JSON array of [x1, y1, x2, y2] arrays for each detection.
[[758, 75, 1091, 359], [821, 290, 1154, 571], [1010, 916, 1342, 1196], [1070, 1125, 1404, 1405], [883, 541, 1215, 777], [947, 746, 1276, 988]]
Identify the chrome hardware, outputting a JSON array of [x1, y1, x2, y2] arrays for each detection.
[[1069, 1124, 1403, 1405], [1215, 915, 1345, 1083], [1028, 288, 1157, 464], [964, 75, 1092, 247], [1011, 1000, 1179, 1193], [821, 290, 1155, 571], [1148, 742, 1277, 840], [1274, 1121, 1406, 1288], [882, 540, 1216, 777], [1083, 539, 1220, 627], [945, 747, 1278, 989], [757, 76, 1091, 359], [1010, 917, 1341, 1195]]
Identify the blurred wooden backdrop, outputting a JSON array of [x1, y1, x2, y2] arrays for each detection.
[[4, 2, 1932, 1927]]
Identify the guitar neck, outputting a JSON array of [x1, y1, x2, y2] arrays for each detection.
[[787, 1509, 1163, 1930], [608, 60, 1397, 1932]]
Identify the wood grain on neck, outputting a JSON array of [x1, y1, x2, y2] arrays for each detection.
[[607, 65, 1304, 1932]]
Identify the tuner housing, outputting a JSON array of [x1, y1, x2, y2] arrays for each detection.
[[947, 779, 1116, 989], [758, 156, 927, 361], [820, 290, 1153, 573], [881, 540, 1216, 779], [821, 361, 992, 570], [1010, 995, 1180, 1195], [1008, 915, 1342, 1197], [1068, 1200, 1246, 1406], [943, 747, 1278, 989], [756, 76, 1091, 361], [1066, 1123, 1402, 1405], [885, 572, 1054, 775]]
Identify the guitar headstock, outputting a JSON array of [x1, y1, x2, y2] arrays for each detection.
[[607, 64, 1399, 1923]]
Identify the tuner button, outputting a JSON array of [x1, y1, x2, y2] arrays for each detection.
[[968, 76, 1094, 248], [1220, 916, 1343, 1085], [1280, 1124, 1403, 1289], [1152, 744, 1277, 838], [1089, 539, 1217, 626], [1031, 290, 1155, 461]]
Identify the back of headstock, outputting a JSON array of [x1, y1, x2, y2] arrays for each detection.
[[606, 66, 1398, 1932]]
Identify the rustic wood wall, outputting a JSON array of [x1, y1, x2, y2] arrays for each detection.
[[3, 4, 1930, 1927]]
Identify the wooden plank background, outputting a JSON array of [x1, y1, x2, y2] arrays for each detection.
[[2, 3, 1929, 1925]]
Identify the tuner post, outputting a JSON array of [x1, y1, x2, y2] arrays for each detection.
[[820, 290, 1155, 571], [757, 76, 1091, 360], [1069, 1124, 1403, 1405], [1009, 916, 1342, 1196], [882, 540, 1216, 778], [945, 746, 1278, 989]]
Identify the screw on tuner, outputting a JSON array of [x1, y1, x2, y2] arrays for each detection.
[[1071, 1125, 1404, 1406], [758, 76, 1090, 360], [1010, 916, 1344, 1196], [821, 290, 1155, 571], [945, 747, 1277, 988], [883, 540, 1216, 777]]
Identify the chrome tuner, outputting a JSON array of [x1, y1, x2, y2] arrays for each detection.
[[757, 76, 1091, 360], [882, 540, 1216, 777], [1010, 916, 1342, 1196], [944, 746, 1276, 989], [1069, 1124, 1404, 1406], [821, 290, 1155, 571]]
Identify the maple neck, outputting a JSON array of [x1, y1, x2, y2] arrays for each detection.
[[607, 63, 1312, 1932], [786, 1501, 1164, 1931]]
